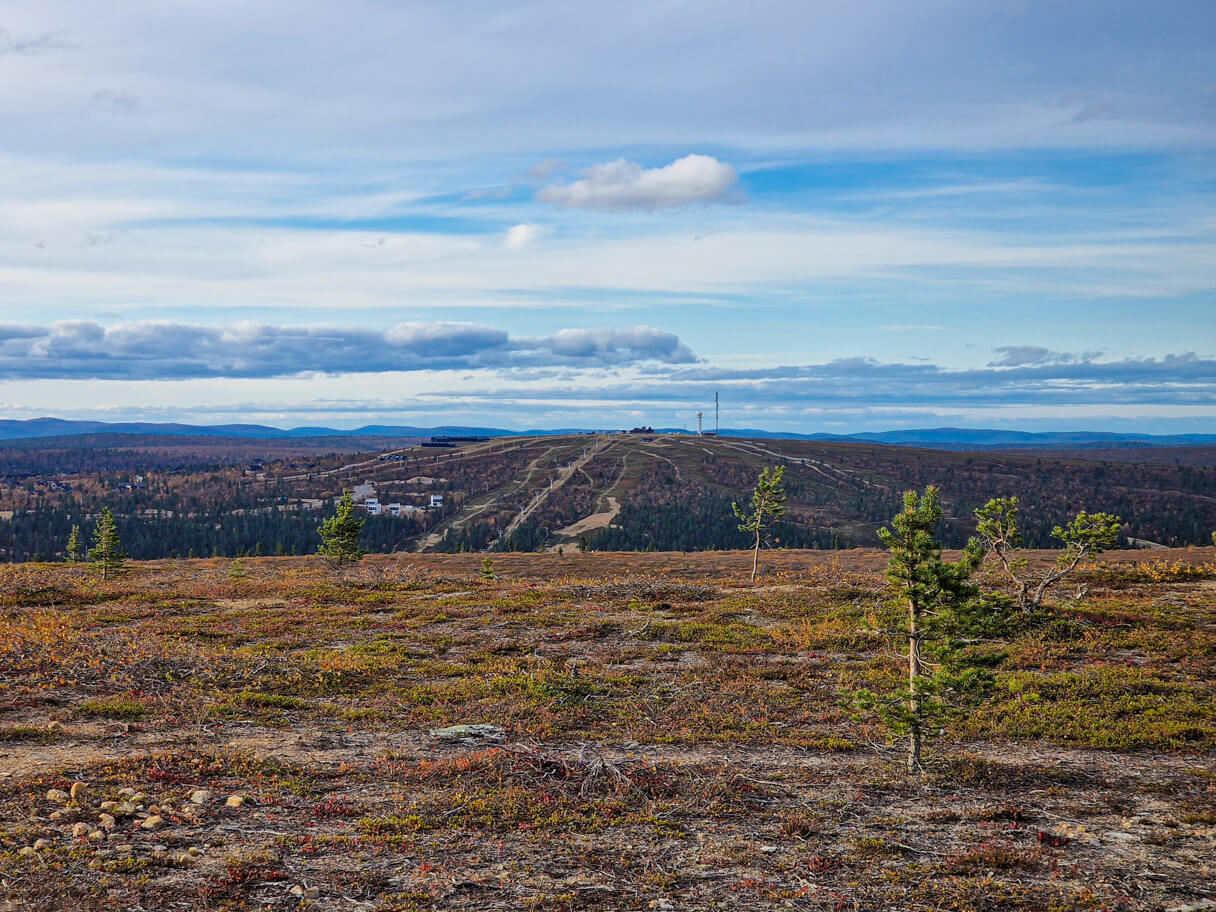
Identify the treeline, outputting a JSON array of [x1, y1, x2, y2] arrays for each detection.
[[0, 507, 420, 562]]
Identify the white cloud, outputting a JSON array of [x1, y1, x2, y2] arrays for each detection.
[[504, 223, 543, 251], [537, 154, 738, 211]]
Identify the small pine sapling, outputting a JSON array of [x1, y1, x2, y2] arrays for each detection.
[[228, 559, 250, 583], [480, 557, 497, 582], [733, 465, 787, 584], [317, 490, 367, 573], [87, 508, 129, 580], [65, 524, 83, 562], [854, 486, 996, 774]]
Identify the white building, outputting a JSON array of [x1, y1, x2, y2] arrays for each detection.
[[364, 498, 382, 516], [429, 494, 444, 509]]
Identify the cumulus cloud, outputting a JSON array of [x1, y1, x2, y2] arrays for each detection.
[[537, 154, 738, 211], [0, 320, 696, 380], [504, 223, 543, 251]]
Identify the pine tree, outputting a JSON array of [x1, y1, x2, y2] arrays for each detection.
[[65, 524, 83, 562], [854, 487, 991, 773], [87, 508, 128, 580], [733, 466, 787, 583], [975, 497, 1121, 610], [317, 490, 366, 572]]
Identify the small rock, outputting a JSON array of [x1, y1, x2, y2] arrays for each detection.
[[428, 723, 506, 743], [187, 846, 202, 856], [47, 721, 63, 731], [114, 802, 136, 817], [100, 800, 117, 811], [189, 789, 212, 805], [18, 846, 36, 857], [87, 830, 104, 841], [175, 852, 194, 865], [116, 844, 133, 853], [98, 813, 116, 830], [289, 885, 320, 899], [225, 795, 246, 808], [49, 811, 64, 820], [117, 788, 137, 798], [69, 781, 88, 800], [140, 815, 165, 831], [33, 839, 52, 851], [147, 805, 161, 815], [72, 823, 91, 837], [46, 789, 70, 802]]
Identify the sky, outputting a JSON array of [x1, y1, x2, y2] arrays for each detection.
[[1, 0, 1214, 434]]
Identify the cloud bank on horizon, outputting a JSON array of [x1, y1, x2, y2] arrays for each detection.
[[0, 0, 1212, 433]]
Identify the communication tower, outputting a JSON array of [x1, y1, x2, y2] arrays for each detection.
[[696, 411, 703, 435]]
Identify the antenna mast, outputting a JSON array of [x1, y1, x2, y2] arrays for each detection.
[[715, 391, 719, 435]]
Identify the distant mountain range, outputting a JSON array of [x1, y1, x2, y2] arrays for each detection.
[[1, 417, 1213, 450]]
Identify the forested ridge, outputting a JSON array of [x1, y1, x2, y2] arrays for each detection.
[[1, 433, 1213, 560]]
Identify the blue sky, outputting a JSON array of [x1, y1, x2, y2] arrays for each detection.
[[1, 0, 1213, 433]]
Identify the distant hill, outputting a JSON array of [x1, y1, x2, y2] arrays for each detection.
[[2, 430, 1215, 561], [719, 426, 1216, 449], [0, 418, 517, 442], [2, 417, 1213, 450]]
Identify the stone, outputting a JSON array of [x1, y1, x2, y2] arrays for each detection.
[[46, 789, 69, 802], [289, 885, 321, 899], [225, 795, 246, 808], [117, 788, 137, 798], [100, 801, 117, 811], [49, 811, 63, 820], [190, 789, 212, 805], [98, 813, 116, 831], [69, 781, 88, 800], [140, 815, 165, 831], [428, 723, 506, 743], [87, 830, 104, 841], [33, 839, 52, 851], [17, 847, 35, 857], [114, 801, 137, 817], [72, 822, 91, 837]]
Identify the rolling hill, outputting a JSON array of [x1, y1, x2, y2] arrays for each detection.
[[1, 431, 1213, 561]]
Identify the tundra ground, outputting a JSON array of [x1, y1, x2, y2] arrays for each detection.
[[1, 549, 1213, 911]]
